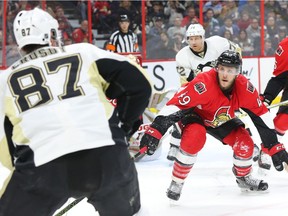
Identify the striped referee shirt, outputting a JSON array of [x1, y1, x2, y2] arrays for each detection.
[[106, 30, 139, 53]]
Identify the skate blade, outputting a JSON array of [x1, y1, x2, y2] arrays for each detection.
[[240, 188, 269, 194], [168, 199, 180, 206]]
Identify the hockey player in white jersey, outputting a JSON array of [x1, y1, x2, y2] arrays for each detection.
[[0, 8, 151, 216], [166, 23, 239, 160], [165, 24, 262, 166]]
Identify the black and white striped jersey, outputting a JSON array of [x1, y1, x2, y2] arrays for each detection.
[[106, 30, 139, 53]]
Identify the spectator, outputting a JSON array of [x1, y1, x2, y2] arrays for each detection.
[[54, 6, 73, 37], [106, 14, 139, 53], [237, 11, 251, 31], [181, 6, 199, 28], [264, 0, 283, 18], [72, 20, 89, 43], [147, 1, 165, 20], [223, 29, 234, 41], [218, 17, 240, 38], [236, 29, 254, 56], [117, 0, 140, 31], [58, 17, 72, 44], [277, 26, 287, 42], [246, 18, 260, 44], [149, 16, 166, 38], [203, 0, 222, 18], [266, 16, 280, 39], [238, 0, 260, 19], [164, 0, 185, 27], [203, 8, 220, 37], [6, 34, 21, 66], [77, 0, 87, 21], [167, 16, 186, 39], [150, 31, 176, 59], [264, 38, 275, 56], [225, 0, 240, 23], [92, 0, 113, 33], [172, 32, 185, 53], [217, 4, 230, 26]]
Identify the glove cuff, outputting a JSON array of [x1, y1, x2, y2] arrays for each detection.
[[268, 143, 285, 156], [259, 94, 272, 106], [145, 126, 163, 139]]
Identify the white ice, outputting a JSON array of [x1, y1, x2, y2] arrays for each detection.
[[1, 110, 288, 216]]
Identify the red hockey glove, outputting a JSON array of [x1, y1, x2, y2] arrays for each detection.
[[140, 116, 172, 155], [261, 143, 288, 171]]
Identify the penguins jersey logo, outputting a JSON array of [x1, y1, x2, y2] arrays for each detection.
[[194, 82, 207, 94], [205, 106, 232, 128]]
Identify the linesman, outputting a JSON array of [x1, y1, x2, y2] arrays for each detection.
[[106, 14, 139, 53]]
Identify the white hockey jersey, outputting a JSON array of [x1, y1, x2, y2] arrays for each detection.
[[0, 43, 151, 169], [176, 36, 241, 85]]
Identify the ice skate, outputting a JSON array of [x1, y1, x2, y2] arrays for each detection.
[[236, 174, 268, 192], [166, 180, 184, 201], [167, 144, 179, 161]]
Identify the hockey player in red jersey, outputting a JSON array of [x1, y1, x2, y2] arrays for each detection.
[[140, 50, 288, 201], [261, 37, 288, 141], [163, 24, 261, 167], [0, 8, 151, 216], [258, 37, 288, 172]]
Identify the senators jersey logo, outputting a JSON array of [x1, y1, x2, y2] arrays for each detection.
[[205, 106, 232, 128], [194, 82, 207, 94], [276, 45, 284, 56], [247, 81, 255, 93]]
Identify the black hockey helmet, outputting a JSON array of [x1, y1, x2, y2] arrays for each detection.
[[217, 50, 242, 69]]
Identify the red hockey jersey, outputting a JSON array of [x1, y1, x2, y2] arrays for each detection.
[[167, 69, 268, 128]]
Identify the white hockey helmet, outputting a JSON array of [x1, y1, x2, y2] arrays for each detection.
[[13, 8, 59, 50], [186, 23, 205, 41]]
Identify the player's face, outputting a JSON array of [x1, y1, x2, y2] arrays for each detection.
[[187, 36, 204, 52], [217, 65, 238, 91]]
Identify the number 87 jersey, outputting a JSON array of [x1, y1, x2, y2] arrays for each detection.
[[0, 43, 151, 169]]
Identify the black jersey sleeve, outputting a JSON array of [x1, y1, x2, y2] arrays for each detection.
[[96, 58, 152, 125], [263, 71, 288, 103]]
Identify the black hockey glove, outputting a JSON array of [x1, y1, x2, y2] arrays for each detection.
[[140, 116, 172, 155], [259, 94, 272, 106], [121, 121, 139, 140], [262, 143, 288, 171]]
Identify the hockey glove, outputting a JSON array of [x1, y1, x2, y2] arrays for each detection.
[[259, 94, 272, 106], [121, 119, 141, 140], [140, 116, 173, 155], [262, 143, 288, 171]]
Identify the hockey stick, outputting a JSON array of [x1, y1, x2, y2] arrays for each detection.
[[54, 197, 85, 216], [237, 99, 288, 119], [267, 99, 288, 109], [54, 147, 148, 216]]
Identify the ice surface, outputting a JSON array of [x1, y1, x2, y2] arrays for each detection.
[[1, 110, 288, 216]]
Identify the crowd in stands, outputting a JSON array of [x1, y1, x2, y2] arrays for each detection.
[[1, 0, 288, 66], [144, 0, 288, 59]]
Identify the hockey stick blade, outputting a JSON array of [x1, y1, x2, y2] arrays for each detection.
[[55, 197, 85, 216]]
